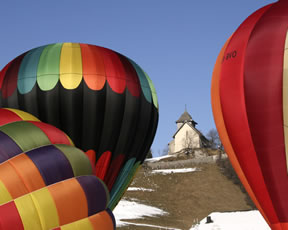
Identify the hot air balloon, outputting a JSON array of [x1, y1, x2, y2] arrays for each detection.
[[0, 43, 159, 209], [0, 176, 111, 230], [212, 1, 288, 229], [0, 108, 115, 229]]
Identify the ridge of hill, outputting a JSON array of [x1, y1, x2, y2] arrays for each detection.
[[117, 154, 254, 230]]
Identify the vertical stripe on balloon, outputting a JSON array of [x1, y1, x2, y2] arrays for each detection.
[[0, 61, 13, 90], [0, 180, 13, 204], [2, 54, 26, 99], [0, 131, 22, 163], [14, 194, 43, 229], [0, 157, 30, 200], [95, 151, 112, 180], [9, 154, 46, 194], [128, 59, 152, 103], [60, 43, 83, 90], [105, 154, 125, 190], [0, 201, 24, 230], [77, 176, 109, 216], [118, 54, 140, 97], [283, 30, 288, 173], [26, 145, 74, 186], [80, 44, 106, 90], [18, 46, 45, 94], [89, 210, 115, 230], [37, 43, 62, 91], [48, 178, 88, 225], [55, 144, 93, 176], [100, 47, 126, 94], [145, 72, 158, 109], [30, 188, 59, 229]]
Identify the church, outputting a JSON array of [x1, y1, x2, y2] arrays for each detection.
[[168, 109, 210, 155]]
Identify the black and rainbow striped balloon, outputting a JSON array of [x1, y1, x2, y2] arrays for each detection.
[[0, 43, 159, 209]]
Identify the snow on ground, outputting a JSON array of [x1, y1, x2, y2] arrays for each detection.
[[145, 154, 175, 162], [127, 187, 155, 192], [114, 199, 172, 228], [189, 210, 270, 230], [152, 167, 198, 174]]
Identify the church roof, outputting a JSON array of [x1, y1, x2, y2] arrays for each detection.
[[176, 111, 193, 123]]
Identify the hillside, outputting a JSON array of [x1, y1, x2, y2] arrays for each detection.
[[116, 154, 254, 230]]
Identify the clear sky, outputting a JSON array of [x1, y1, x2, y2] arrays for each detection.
[[0, 0, 276, 156]]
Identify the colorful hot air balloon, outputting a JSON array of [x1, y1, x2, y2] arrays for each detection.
[[0, 176, 111, 230], [0, 43, 159, 209], [0, 108, 115, 229], [212, 1, 288, 229]]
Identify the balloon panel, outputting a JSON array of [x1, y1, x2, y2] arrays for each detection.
[[0, 176, 109, 230], [52, 210, 115, 230]]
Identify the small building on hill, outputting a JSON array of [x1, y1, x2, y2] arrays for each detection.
[[168, 109, 210, 155]]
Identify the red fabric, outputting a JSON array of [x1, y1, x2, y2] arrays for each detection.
[[1, 54, 25, 99], [0, 109, 22, 126], [244, 1, 288, 222], [118, 54, 140, 97], [0, 61, 12, 90], [28, 121, 71, 145], [95, 151, 111, 180], [99, 47, 126, 94], [80, 44, 106, 91], [104, 154, 125, 191], [85, 149, 96, 174], [219, 3, 279, 225], [0, 202, 24, 230]]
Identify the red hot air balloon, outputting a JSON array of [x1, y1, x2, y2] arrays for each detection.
[[212, 1, 288, 229], [0, 43, 159, 209]]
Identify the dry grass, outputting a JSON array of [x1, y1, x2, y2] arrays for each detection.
[[117, 161, 253, 230]]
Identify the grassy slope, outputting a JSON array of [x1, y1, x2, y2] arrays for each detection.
[[117, 160, 253, 230]]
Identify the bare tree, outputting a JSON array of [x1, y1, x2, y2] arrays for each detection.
[[161, 145, 169, 156], [182, 131, 195, 156], [206, 128, 223, 150]]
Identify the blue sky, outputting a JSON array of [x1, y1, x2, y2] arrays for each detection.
[[0, 0, 276, 156]]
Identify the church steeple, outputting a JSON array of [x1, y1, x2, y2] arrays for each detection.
[[176, 106, 198, 129]]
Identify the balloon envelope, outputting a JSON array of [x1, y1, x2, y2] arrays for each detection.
[[212, 1, 288, 229], [0, 43, 159, 208], [0, 176, 110, 230]]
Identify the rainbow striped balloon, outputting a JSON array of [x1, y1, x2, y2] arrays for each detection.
[[0, 176, 111, 230], [0, 144, 92, 204]]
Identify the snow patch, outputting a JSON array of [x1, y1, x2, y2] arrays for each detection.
[[145, 155, 175, 162], [189, 210, 270, 230], [127, 187, 154, 192], [113, 199, 168, 227], [152, 167, 198, 174]]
